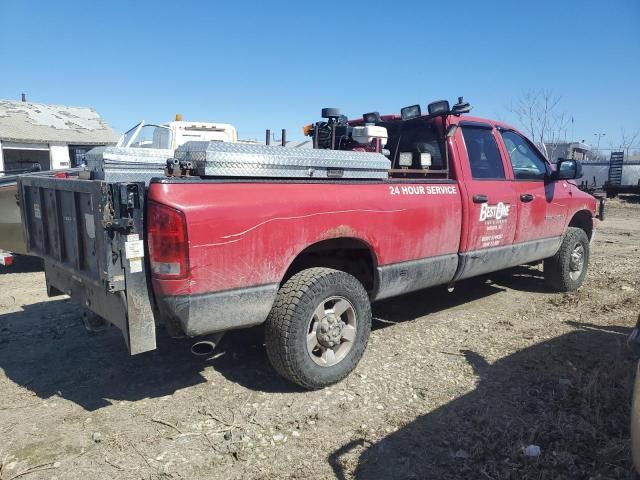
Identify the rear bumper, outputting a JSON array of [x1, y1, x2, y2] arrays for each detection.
[[156, 283, 279, 336]]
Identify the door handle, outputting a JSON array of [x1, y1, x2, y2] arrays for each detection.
[[520, 193, 534, 203], [472, 194, 488, 204]]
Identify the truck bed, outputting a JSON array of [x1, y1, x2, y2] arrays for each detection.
[[149, 177, 462, 336]]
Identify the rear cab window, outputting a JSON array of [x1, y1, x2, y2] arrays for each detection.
[[386, 120, 446, 173]]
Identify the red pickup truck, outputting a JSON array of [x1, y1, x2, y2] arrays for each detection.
[[18, 99, 599, 389]]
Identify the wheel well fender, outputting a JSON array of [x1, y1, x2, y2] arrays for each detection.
[[568, 209, 593, 240], [282, 237, 379, 295]]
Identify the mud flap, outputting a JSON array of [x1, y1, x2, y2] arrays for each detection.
[[107, 182, 157, 354], [121, 232, 157, 354]]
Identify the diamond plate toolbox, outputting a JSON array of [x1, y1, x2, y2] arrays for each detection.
[[174, 141, 391, 179], [87, 146, 173, 184]]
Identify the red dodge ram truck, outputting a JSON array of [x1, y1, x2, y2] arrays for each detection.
[[18, 99, 600, 389]]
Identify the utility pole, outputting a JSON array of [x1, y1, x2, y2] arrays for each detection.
[[570, 116, 574, 142], [593, 132, 606, 159]]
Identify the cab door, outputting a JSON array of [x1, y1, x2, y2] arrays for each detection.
[[455, 122, 519, 279], [496, 129, 568, 256]]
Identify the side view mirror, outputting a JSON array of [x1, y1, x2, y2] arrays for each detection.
[[451, 96, 471, 115], [554, 159, 583, 180]]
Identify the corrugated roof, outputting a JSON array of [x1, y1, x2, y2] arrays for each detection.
[[0, 100, 119, 145]]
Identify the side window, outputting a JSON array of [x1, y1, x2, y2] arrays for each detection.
[[461, 127, 505, 180], [500, 131, 548, 181]]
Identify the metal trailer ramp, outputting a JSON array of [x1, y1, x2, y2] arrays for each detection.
[[604, 152, 640, 195], [607, 152, 624, 187], [18, 175, 156, 354]]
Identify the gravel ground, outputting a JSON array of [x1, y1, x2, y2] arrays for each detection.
[[0, 195, 639, 480]]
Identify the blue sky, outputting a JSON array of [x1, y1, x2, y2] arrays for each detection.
[[1, 0, 639, 148]]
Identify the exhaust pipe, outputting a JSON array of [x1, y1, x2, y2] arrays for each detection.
[[191, 332, 225, 356]]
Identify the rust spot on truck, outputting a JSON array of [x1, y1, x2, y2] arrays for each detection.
[[320, 224, 357, 239]]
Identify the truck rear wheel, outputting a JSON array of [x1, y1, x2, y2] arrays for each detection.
[[544, 227, 590, 292], [265, 267, 371, 390]]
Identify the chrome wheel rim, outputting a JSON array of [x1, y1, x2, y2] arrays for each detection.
[[569, 243, 585, 280], [306, 296, 357, 367]]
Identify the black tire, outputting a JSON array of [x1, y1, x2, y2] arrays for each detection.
[[544, 227, 590, 292], [265, 267, 371, 390]]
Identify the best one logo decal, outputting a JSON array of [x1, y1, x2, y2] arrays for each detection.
[[479, 202, 510, 221]]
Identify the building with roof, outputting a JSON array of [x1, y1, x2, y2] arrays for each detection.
[[544, 141, 592, 163], [0, 99, 119, 174]]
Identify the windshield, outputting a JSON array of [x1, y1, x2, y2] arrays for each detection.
[[130, 124, 173, 149], [118, 122, 142, 147], [117, 122, 173, 149]]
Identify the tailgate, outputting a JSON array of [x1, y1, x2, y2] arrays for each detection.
[[18, 175, 156, 354]]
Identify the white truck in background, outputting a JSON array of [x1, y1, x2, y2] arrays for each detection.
[[118, 117, 239, 150]]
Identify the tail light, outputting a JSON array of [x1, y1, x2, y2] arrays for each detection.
[[147, 201, 189, 279]]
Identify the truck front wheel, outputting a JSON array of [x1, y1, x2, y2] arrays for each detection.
[[544, 227, 590, 292], [265, 267, 371, 390]]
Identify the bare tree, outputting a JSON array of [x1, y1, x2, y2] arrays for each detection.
[[617, 128, 640, 159], [507, 90, 571, 160]]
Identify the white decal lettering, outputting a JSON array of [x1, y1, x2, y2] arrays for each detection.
[[388, 185, 458, 196], [479, 202, 510, 222], [480, 232, 504, 248]]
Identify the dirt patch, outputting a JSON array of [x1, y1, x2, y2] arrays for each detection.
[[1, 202, 639, 479]]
